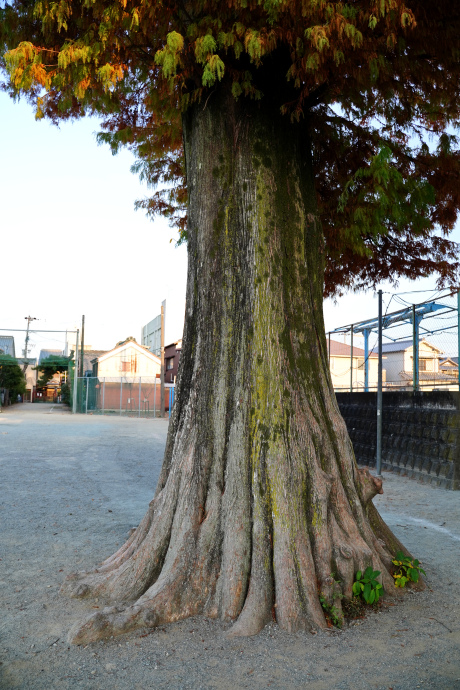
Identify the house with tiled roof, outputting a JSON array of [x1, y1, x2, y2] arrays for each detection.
[[327, 339, 380, 391], [439, 357, 459, 380], [378, 339, 457, 390], [91, 338, 160, 379]]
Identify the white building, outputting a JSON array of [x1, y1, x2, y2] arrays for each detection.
[[92, 337, 161, 378], [380, 339, 456, 390], [328, 339, 381, 391]]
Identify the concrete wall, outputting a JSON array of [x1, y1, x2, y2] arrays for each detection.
[[336, 391, 460, 490]]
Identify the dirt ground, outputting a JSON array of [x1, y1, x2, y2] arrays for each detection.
[[1, 403, 459, 690]]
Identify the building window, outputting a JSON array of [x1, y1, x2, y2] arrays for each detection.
[[120, 354, 138, 373], [166, 357, 174, 370], [419, 359, 429, 371], [356, 357, 365, 370]]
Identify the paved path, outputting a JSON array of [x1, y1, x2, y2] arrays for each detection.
[[1, 403, 459, 689]]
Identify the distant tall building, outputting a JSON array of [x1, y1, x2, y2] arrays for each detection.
[[141, 301, 166, 355], [141, 315, 162, 355], [0, 336, 15, 357]]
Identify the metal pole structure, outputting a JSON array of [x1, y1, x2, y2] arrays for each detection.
[[364, 329, 369, 392], [138, 377, 141, 418], [458, 290, 460, 392], [328, 332, 331, 370], [350, 326, 354, 392], [120, 379, 123, 416], [412, 304, 418, 392], [376, 290, 383, 476], [79, 315, 85, 378], [23, 315, 38, 373], [102, 378, 105, 415], [72, 329, 79, 414], [160, 300, 166, 418], [85, 378, 89, 414], [154, 378, 157, 417]]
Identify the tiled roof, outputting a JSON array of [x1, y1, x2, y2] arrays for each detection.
[[380, 339, 443, 354], [328, 339, 378, 358], [399, 371, 456, 381], [439, 358, 458, 368], [83, 350, 108, 372]]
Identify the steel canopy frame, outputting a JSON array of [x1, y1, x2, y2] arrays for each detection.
[[331, 300, 449, 393]]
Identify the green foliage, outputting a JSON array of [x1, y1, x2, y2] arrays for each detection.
[[60, 381, 71, 406], [392, 551, 426, 588], [337, 146, 436, 256], [318, 575, 343, 628], [0, 355, 26, 399], [319, 593, 343, 628], [35, 355, 72, 388], [352, 567, 383, 605]]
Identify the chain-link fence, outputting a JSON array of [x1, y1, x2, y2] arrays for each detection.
[[328, 290, 459, 392], [74, 377, 175, 417]]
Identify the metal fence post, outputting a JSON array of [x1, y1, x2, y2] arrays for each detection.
[[154, 378, 157, 417], [72, 329, 79, 414], [85, 378, 89, 414], [120, 379, 123, 416], [412, 304, 418, 392], [102, 378, 105, 415], [139, 377, 141, 418], [376, 290, 383, 476], [458, 290, 460, 392], [364, 328, 369, 392]]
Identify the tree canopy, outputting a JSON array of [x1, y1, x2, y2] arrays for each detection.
[[1, 0, 459, 295], [0, 354, 26, 399], [35, 354, 72, 389]]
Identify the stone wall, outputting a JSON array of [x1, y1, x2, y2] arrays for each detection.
[[336, 392, 460, 490]]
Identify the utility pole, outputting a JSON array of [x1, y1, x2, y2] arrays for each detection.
[[376, 290, 383, 477], [23, 316, 38, 373], [72, 330, 80, 414], [79, 315, 85, 378], [160, 300, 166, 418]]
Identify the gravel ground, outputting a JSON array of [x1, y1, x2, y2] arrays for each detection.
[[1, 403, 459, 690]]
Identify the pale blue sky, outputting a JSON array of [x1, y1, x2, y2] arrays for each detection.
[[1, 91, 188, 356], [1, 90, 458, 359]]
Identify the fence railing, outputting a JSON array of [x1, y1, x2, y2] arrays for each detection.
[[74, 377, 175, 417], [328, 290, 459, 393]]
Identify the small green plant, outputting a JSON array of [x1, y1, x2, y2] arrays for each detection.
[[318, 575, 343, 628], [352, 567, 383, 604], [392, 551, 426, 588], [319, 593, 343, 628]]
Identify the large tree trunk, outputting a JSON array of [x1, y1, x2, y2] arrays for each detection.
[[63, 82, 408, 644]]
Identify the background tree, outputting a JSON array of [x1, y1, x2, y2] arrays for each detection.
[[35, 354, 73, 389], [0, 355, 26, 403], [2, 0, 459, 644]]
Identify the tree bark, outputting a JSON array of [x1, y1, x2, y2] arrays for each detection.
[[63, 82, 409, 644]]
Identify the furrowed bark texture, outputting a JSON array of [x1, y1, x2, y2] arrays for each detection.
[[63, 83, 409, 644]]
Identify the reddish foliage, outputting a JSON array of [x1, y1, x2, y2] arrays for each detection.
[[1, 0, 459, 293]]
